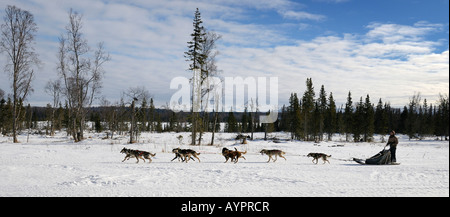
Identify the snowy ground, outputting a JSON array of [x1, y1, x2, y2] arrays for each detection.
[[0, 131, 448, 197]]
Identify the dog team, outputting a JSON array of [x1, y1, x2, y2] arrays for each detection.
[[121, 147, 331, 164]]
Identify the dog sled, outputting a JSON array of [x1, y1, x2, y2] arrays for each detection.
[[353, 147, 400, 165]]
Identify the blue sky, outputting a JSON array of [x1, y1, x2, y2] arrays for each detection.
[[0, 0, 448, 109]]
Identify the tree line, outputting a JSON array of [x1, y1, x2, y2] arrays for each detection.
[[279, 78, 449, 142], [1, 82, 448, 143]]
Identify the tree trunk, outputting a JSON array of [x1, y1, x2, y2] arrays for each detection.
[[210, 111, 219, 146]]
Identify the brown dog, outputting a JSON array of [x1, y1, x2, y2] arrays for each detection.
[[222, 147, 247, 163]]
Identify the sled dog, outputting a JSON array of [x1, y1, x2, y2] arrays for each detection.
[[171, 148, 196, 162], [120, 147, 156, 163], [260, 149, 286, 163], [222, 147, 247, 163], [172, 148, 201, 163], [307, 153, 331, 164]]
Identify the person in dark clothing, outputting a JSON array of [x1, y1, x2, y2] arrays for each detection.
[[385, 130, 399, 162]]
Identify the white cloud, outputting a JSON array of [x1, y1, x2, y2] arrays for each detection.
[[280, 10, 326, 21], [365, 22, 444, 43], [217, 22, 449, 108]]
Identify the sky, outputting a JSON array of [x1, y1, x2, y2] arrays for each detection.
[[0, 0, 448, 110]]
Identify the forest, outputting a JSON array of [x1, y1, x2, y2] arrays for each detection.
[[1, 80, 448, 144]]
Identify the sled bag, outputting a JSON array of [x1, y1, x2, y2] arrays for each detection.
[[365, 149, 392, 165]]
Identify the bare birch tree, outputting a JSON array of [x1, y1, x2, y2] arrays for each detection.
[[44, 79, 61, 136], [199, 31, 221, 145], [123, 86, 151, 143], [1, 5, 40, 143], [57, 9, 110, 142]]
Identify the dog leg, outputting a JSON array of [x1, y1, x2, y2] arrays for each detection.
[[171, 156, 178, 162]]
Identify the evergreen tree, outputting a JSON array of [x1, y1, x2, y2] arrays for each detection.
[[312, 101, 321, 142], [374, 98, 388, 134], [279, 105, 289, 132], [343, 91, 353, 142], [168, 111, 178, 132], [185, 8, 207, 145], [301, 78, 315, 141], [362, 94, 375, 142], [317, 85, 327, 141], [353, 97, 364, 142], [288, 93, 301, 140], [436, 94, 449, 140], [406, 93, 421, 139], [325, 92, 337, 141], [226, 110, 237, 133], [148, 98, 155, 132]]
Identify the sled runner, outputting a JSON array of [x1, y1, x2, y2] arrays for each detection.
[[353, 148, 400, 165]]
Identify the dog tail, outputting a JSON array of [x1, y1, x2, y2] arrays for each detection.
[[196, 152, 201, 155], [151, 153, 156, 157]]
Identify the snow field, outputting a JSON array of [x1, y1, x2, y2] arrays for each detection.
[[0, 132, 448, 197]]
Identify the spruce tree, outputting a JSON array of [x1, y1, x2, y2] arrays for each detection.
[[325, 92, 337, 141], [185, 8, 207, 145], [288, 93, 301, 140], [317, 85, 327, 141], [301, 78, 315, 141], [363, 94, 375, 142], [344, 91, 353, 142], [353, 97, 364, 142], [374, 98, 388, 134], [226, 110, 237, 133]]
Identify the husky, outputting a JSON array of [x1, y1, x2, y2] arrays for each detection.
[[171, 148, 201, 163], [222, 147, 247, 163], [171, 148, 196, 162], [120, 147, 156, 163], [307, 153, 331, 164], [260, 149, 286, 163]]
